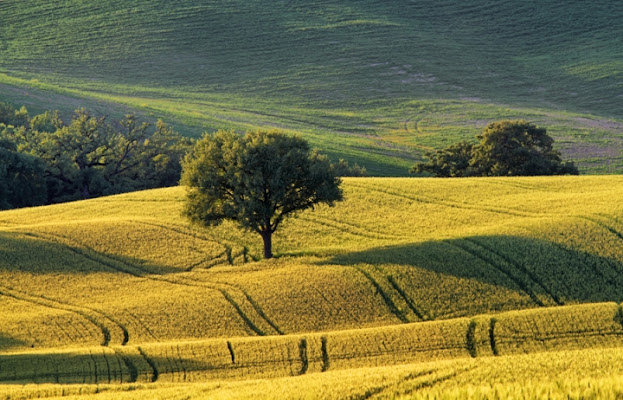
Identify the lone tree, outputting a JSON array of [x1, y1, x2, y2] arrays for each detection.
[[411, 120, 579, 177], [181, 130, 343, 259]]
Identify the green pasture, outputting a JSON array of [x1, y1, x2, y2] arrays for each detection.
[[1, 1, 622, 174]]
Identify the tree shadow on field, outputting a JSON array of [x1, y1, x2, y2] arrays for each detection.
[[0, 231, 181, 276], [329, 235, 623, 305], [0, 340, 307, 384], [0, 333, 27, 352], [0, 351, 177, 384]]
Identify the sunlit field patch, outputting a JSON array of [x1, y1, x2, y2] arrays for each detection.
[[0, 176, 622, 397]]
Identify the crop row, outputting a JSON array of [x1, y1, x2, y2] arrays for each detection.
[[3, 302, 623, 384]]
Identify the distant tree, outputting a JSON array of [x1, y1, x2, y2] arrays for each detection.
[[411, 120, 578, 177], [470, 120, 578, 176], [102, 115, 192, 195], [333, 158, 367, 177], [181, 130, 343, 259], [410, 141, 474, 177], [35, 108, 114, 201]]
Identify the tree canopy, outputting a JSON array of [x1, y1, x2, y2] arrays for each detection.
[[411, 120, 579, 177], [181, 130, 343, 259]]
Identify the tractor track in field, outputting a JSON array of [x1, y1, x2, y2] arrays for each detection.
[[575, 216, 623, 289], [354, 266, 428, 324], [137, 346, 159, 382], [566, 218, 623, 287], [22, 229, 281, 338], [446, 240, 548, 307], [355, 266, 409, 323], [351, 369, 436, 400], [403, 115, 428, 137], [519, 220, 623, 298], [403, 116, 417, 135], [354, 365, 476, 400], [0, 284, 123, 347], [124, 312, 159, 341], [582, 215, 623, 249], [135, 220, 253, 264], [297, 215, 404, 241], [369, 264, 429, 321], [399, 367, 477, 397], [348, 182, 548, 218], [464, 238, 564, 306], [386, 274, 428, 321], [113, 348, 139, 383], [132, 220, 238, 270]]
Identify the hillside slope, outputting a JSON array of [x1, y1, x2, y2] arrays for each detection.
[[1, 1, 622, 174], [1, 176, 623, 396], [1, 176, 622, 350]]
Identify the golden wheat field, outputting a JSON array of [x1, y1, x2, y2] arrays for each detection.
[[1, 176, 623, 399]]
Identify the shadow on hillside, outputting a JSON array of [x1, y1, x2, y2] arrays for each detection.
[[0, 345, 302, 384], [0, 231, 182, 275], [328, 235, 623, 304], [0, 334, 27, 352], [0, 351, 202, 384]]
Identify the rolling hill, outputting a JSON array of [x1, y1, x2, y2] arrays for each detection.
[[1, 1, 622, 174], [1, 176, 623, 398]]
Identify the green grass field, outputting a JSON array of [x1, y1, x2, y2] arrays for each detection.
[[1, 176, 623, 398], [1, 1, 622, 174]]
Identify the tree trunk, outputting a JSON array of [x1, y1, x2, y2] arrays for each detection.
[[81, 183, 90, 200], [260, 230, 273, 259]]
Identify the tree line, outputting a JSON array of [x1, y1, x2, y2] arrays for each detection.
[[1, 101, 580, 259], [0, 102, 192, 209], [0, 102, 366, 211]]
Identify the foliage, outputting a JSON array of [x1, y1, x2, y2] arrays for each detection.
[[2, 106, 192, 205], [410, 140, 474, 177], [412, 120, 579, 176], [333, 158, 367, 177], [471, 120, 579, 176], [181, 130, 343, 258], [29, 110, 64, 133], [0, 101, 28, 127], [0, 138, 47, 209]]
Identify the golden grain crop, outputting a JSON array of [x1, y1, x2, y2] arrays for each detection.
[[1, 176, 623, 397]]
